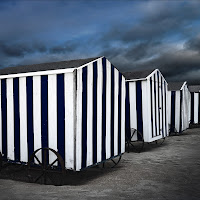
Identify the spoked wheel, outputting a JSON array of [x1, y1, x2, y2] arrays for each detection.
[[126, 128, 144, 153], [155, 137, 165, 145], [27, 148, 65, 186], [169, 125, 178, 135], [102, 155, 122, 168]]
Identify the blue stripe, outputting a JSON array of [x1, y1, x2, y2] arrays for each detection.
[[157, 71, 161, 136], [125, 82, 131, 140], [171, 91, 176, 132], [164, 82, 167, 136], [136, 81, 143, 140], [154, 74, 157, 136], [26, 77, 34, 158], [41, 75, 48, 166], [82, 67, 87, 168], [57, 74, 65, 163], [191, 93, 194, 124], [13, 78, 20, 161], [102, 57, 106, 160], [179, 91, 182, 132], [1, 79, 7, 159], [150, 77, 154, 138], [118, 73, 122, 154], [160, 76, 164, 137], [93, 62, 97, 164], [111, 65, 115, 157]]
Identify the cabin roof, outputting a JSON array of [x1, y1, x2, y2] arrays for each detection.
[[188, 85, 200, 92], [122, 69, 155, 80], [168, 82, 185, 91], [0, 57, 100, 75]]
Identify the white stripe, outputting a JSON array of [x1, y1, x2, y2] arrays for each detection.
[[0, 80, 2, 153], [114, 69, 119, 155], [175, 91, 180, 132], [167, 91, 171, 130], [97, 59, 103, 163], [162, 79, 166, 137], [194, 93, 199, 123], [7, 78, 15, 160], [106, 60, 111, 159], [65, 72, 76, 170], [165, 84, 169, 136], [19, 77, 28, 162], [129, 82, 137, 141], [87, 64, 93, 166], [151, 76, 156, 138], [76, 68, 82, 171], [158, 75, 163, 136], [121, 77, 126, 153], [48, 74, 58, 165], [33, 76, 42, 164], [142, 80, 151, 142]]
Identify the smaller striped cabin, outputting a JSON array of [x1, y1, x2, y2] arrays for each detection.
[[124, 69, 168, 143], [0, 56, 126, 171], [188, 85, 200, 124], [167, 82, 191, 133]]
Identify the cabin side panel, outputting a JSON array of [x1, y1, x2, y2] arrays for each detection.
[[75, 57, 125, 171]]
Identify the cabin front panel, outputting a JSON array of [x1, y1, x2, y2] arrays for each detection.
[[0, 71, 76, 170], [181, 86, 190, 130], [126, 70, 168, 143], [76, 57, 125, 171], [168, 85, 190, 132], [190, 92, 200, 124]]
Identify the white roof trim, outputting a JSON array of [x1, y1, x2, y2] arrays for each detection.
[[125, 68, 168, 84], [180, 81, 187, 90], [0, 56, 104, 79], [125, 78, 147, 82]]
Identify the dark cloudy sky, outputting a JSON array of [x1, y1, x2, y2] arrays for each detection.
[[1, 0, 200, 84]]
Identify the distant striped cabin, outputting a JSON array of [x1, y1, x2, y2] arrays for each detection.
[[188, 85, 200, 124], [0, 56, 126, 171], [167, 82, 191, 133], [124, 69, 169, 143]]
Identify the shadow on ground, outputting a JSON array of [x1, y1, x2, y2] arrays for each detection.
[[0, 158, 122, 186]]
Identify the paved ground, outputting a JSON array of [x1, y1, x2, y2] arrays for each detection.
[[1, 128, 200, 200]]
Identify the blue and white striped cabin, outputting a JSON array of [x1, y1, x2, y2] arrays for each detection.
[[124, 69, 169, 143], [167, 82, 191, 133], [0, 56, 126, 171], [188, 85, 200, 124]]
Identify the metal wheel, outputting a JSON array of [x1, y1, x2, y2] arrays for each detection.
[[126, 128, 144, 153], [102, 155, 122, 168], [27, 148, 65, 186], [169, 124, 178, 134], [155, 137, 165, 145]]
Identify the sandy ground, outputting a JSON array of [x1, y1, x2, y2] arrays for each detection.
[[0, 128, 200, 200]]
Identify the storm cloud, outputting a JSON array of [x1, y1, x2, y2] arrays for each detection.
[[0, 0, 200, 84]]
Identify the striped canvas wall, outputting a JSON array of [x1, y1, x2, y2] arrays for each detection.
[[76, 57, 126, 171], [126, 70, 168, 143], [190, 92, 200, 124], [0, 72, 76, 169], [0, 57, 126, 171], [167, 85, 190, 133]]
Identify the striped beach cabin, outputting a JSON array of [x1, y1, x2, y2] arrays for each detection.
[[188, 85, 200, 124], [167, 82, 191, 133], [124, 69, 168, 143], [0, 56, 126, 171]]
